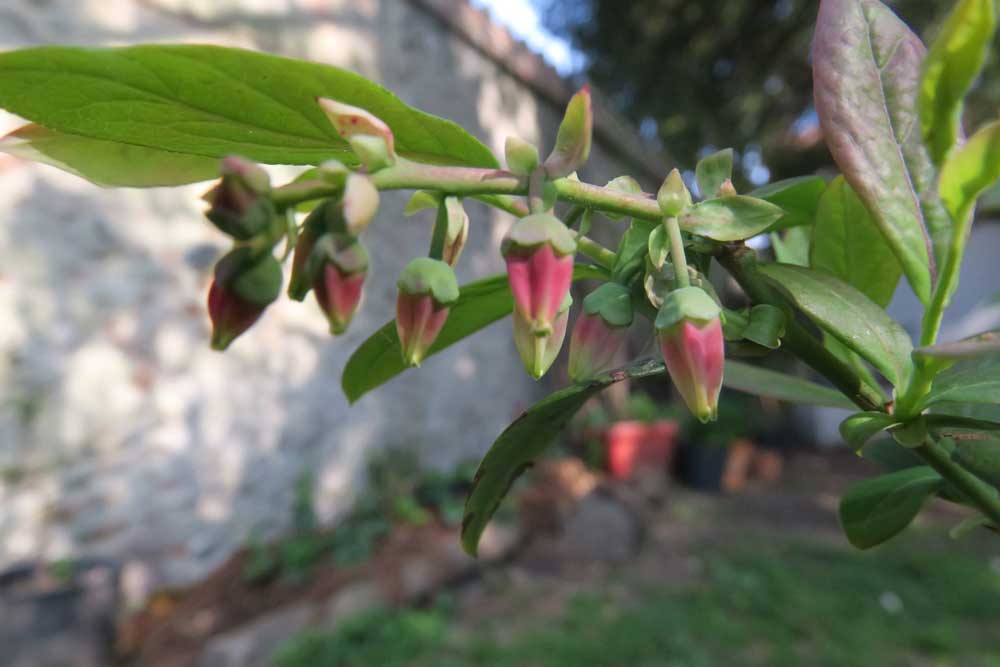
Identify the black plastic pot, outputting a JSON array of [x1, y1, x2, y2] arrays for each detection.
[[674, 441, 728, 491], [0, 557, 120, 667]]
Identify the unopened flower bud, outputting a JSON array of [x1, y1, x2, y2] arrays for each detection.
[[502, 213, 577, 336], [395, 258, 460, 366], [544, 85, 593, 178], [568, 282, 633, 381], [342, 173, 379, 235], [715, 179, 738, 198], [208, 247, 282, 350], [657, 168, 692, 217], [440, 196, 469, 267], [311, 234, 369, 335], [655, 287, 724, 423], [513, 293, 571, 380], [317, 98, 396, 171], [505, 136, 540, 176], [204, 156, 274, 240]]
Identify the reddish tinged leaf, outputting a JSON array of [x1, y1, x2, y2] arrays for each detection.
[[813, 0, 949, 304]]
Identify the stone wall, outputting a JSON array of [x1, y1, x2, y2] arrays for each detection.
[[0, 0, 659, 598]]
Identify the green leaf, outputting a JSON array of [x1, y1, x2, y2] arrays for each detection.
[[722, 360, 856, 409], [920, 0, 997, 166], [923, 363, 1000, 409], [694, 148, 733, 199], [758, 263, 914, 387], [839, 466, 944, 549], [840, 412, 899, 452], [937, 120, 1000, 297], [462, 359, 665, 556], [810, 176, 901, 308], [813, 0, 949, 304], [770, 226, 811, 267], [0, 45, 498, 177], [0, 124, 221, 187], [750, 175, 827, 229], [341, 265, 606, 403], [679, 195, 784, 241], [611, 218, 657, 281], [824, 335, 888, 404]]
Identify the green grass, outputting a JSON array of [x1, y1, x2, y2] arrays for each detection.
[[273, 536, 1000, 667]]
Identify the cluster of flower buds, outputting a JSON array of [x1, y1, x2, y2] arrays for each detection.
[[395, 258, 460, 366], [568, 282, 633, 382], [207, 247, 282, 350]]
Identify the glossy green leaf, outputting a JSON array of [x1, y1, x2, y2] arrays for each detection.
[[841, 412, 899, 452], [751, 175, 827, 229], [920, 0, 997, 166], [937, 119, 1000, 295], [679, 195, 784, 241], [462, 359, 666, 556], [824, 335, 888, 404], [810, 176, 901, 307], [923, 363, 1000, 409], [695, 148, 733, 199], [813, 0, 949, 303], [0, 124, 220, 187], [758, 263, 914, 387], [839, 466, 944, 549], [770, 226, 811, 267], [611, 218, 657, 281], [722, 360, 856, 409], [341, 265, 606, 403], [0, 45, 498, 176]]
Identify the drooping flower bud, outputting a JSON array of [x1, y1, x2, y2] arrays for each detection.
[[657, 168, 692, 217], [207, 247, 283, 350], [395, 258, 460, 367], [505, 136, 540, 176], [502, 213, 577, 336], [317, 98, 396, 171], [655, 287, 724, 423], [204, 156, 274, 240], [311, 234, 369, 335], [440, 197, 469, 267], [543, 85, 593, 179], [513, 293, 572, 380], [568, 282, 633, 382], [342, 173, 379, 235]]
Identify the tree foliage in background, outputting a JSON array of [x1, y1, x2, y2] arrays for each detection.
[[540, 0, 999, 185]]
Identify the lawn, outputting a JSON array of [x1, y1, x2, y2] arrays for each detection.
[[274, 532, 1000, 667]]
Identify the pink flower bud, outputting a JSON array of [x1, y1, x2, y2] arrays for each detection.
[[204, 156, 274, 240], [317, 98, 396, 170], [502, 214, 577, 336], [655, 287, 724, 423], [207, 280, 266, 351], [311, 235, 369, 336], [395, 258, 459, 367], [568, 283, 633, 382], [207, 248, 282, 351], [513, 294, 571, 380]]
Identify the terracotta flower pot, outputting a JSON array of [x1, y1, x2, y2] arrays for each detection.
[[604, 419, 679, 480]]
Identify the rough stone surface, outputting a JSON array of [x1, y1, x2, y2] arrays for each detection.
[[0, 0, 654, 594]]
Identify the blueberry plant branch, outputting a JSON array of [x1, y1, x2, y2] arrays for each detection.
[[0, 0, 997, 554]]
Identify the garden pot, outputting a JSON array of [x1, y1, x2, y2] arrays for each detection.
[[604, 419, 679, 480], [0, 557, 120, 667], [676, 438, 757, 492]]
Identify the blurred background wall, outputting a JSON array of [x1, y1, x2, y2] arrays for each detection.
[[0, 0, 665, 598]]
